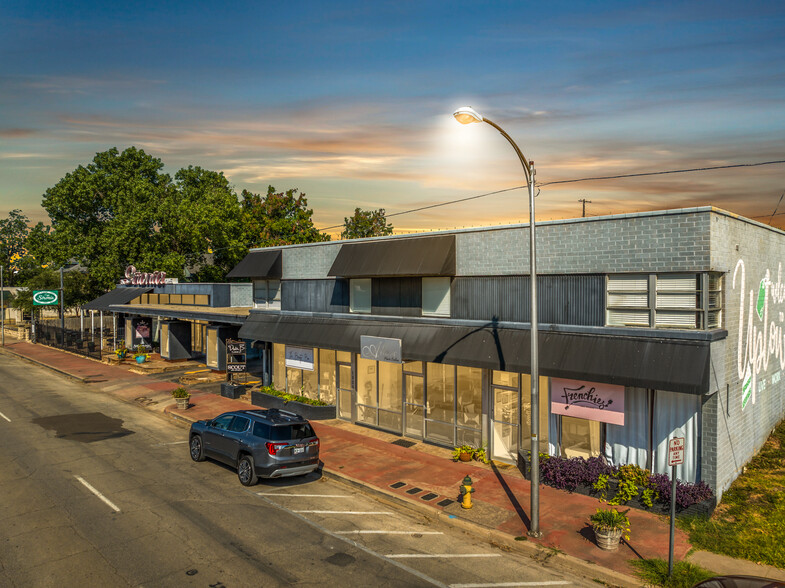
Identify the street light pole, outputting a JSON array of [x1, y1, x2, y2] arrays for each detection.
[[453, 106, 542, 537]]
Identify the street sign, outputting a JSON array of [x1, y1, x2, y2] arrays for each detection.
[[32, 290, 59, 306], [668, 437, 685, 466]]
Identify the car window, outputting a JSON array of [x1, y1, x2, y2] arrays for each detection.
[[228, 416, 250, 433], [212, 415, 234, 430], [269, 423, 315, 441], [252, 421, 271, 439]]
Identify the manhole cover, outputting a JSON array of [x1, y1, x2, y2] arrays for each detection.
[[390, 439, 417, 448], [325, 553, 355, 567], [32, 412, 134, 443]]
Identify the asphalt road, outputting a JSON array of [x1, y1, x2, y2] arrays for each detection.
[[0, 353, 594, 587]]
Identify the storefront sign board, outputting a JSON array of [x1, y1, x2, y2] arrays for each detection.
[[33, 290, 59, 306], [668, 437, 685, 466], [360, 335, 402, 363], [551, 377, 625, 425], [285, 345, 314, 371]]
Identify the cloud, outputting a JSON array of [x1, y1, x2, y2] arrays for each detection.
[[0, 128, 36, 138]]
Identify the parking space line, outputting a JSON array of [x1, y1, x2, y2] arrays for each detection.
[[75, 476, 121, 512], [388, 554, 502, 559], [258, 493, 352, 498], [335, 530, 444, 535], [451, 582, 571, 587], [0, 411, 11, 422], [156, 441, 188, 446], [294, 510, 394, 515]]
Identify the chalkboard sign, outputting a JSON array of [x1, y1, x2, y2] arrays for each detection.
[[226, 339, 247, 378], [227, 340, 247, 355]]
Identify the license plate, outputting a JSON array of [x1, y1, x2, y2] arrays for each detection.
[[293, 446, 304, 455]]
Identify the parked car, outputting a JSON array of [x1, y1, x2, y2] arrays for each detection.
[[189, 409, 320, 486], [692, 577, 785, 588]]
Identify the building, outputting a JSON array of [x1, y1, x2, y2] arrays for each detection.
[[229, 206, 785, 498]]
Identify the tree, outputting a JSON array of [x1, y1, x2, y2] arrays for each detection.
[[10, 267, 103, 314], [40, 147, 247, 289], [341, 208, 394, 239], [0, 209, 31, 286], [241, 186, 330, 247]]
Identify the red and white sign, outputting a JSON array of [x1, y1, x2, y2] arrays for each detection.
[[668, 437, 685, 466], [550, 378, 625, 425]]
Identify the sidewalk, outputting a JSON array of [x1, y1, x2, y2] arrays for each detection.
[[3, 339, 784, 585]]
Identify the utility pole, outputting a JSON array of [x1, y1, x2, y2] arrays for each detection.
[[1, 265, 4, 347], [60, 267, 65, 344], [579, 198, 592, 217]]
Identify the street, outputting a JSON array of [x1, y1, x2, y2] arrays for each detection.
[[0, 353, 593, 587]]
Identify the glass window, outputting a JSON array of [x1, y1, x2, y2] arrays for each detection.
[[456, 366, 482, 429], [286, 367, 302, 396], [350, 278, 371, 313], [158, 294, 170, 304], [254, 280, 281, 309], [403, 361, 423, 374], [422, 277, 450, 317], [561, 415, 601, 459], [426, 363, 454, 424], [606, 274, 650, 327], [206, 328, 218, 368], [273, 344, 286, 391], [378, 361, 402, 412], [252, 421, 271, 438], [268, 423, 315, 441], [493, 370, 519, 388], [302, 364, 318, 399], [181, 294, 195, 305], [195, 294, 209, 306], [336, 350, 352, 363], [170, 294, 182, 304], [160, 323, 170, 356], [319, 349, 336, 405], [212, 415, 234, 430], [228, 416, 250, 433], [357, 357, 377, 407]]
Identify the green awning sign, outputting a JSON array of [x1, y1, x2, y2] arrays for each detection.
[[33, 290, 59, 306]]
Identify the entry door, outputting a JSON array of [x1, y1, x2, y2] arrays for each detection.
[[404, 374, 424, 439], [337, 360, 354, 421], [491, 386, 519, 462]]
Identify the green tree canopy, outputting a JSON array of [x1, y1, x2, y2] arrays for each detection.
[[241, 186, 330, 247], [341, 207, 394, 240], [10, 267, 103, 314], [0, 209, 31, 286]]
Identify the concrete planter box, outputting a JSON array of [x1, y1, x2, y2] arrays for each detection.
[[220, 383, 246, 399], [251, 390, 336, 421]]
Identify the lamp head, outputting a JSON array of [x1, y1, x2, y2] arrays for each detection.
[[453, 106, 484, 125]]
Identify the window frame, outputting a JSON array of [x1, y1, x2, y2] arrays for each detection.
[[349, 278, 372, 314], [422, 277, 451, 317]]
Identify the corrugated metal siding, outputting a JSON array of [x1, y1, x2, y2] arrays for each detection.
[[452, 275, 604, 326], [372, 277, 421, 317], [282, 279, 348, 313]]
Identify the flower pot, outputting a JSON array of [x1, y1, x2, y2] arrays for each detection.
[[135, 355, 146, 364], [593, 526, 623, 551], [175, 397, 190, 410], [459, 452, 473, 462]]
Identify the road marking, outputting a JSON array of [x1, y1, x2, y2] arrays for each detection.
[[451, 583, 571, 587], [335, 530, 444, 535], [184, 369, 209, 374], [75, 476, 121, 512], [0, 411, 10, 422], [156, 440, 188, 446], [257, 493, 352, 498], [294, 510, 394, 515], [388, 553, 502, 559]]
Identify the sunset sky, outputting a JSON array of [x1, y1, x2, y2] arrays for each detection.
[[2, 1, 784, 235]]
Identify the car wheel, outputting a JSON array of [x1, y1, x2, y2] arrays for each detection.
[[190, 435, 205, 462], [238, 454, 258, 486]]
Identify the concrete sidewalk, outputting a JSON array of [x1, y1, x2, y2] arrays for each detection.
[[3, 339, 784, 585]]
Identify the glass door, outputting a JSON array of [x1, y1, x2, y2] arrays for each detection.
[[336, 351, 354, 421], [404, 374, 424, 438], [491, 386, 519, 462]]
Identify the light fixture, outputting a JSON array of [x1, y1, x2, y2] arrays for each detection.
[[453, 106, 484, 125]]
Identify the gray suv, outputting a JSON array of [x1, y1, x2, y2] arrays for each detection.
[[189, 409, 320, 486]]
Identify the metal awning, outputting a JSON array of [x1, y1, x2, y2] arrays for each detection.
[[328, 235, 455, 277], [82, 287, 151, 311], [239, 312, 712, 394], [106, 304, 249, 325], [227, 250, 282, 279]]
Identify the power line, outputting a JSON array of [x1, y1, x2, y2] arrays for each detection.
[[767, 191, 785, 225]]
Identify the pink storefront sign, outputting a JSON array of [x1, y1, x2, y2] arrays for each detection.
[[551, 378, 625, 425]]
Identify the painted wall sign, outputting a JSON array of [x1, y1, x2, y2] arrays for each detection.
[[32, 290, 59, 306], [551, 377, 625, 425], [360, 335, 402, 363], [733, 259, 785, 410], [285, 345, 314, 371], [120, 265, 167, 286]]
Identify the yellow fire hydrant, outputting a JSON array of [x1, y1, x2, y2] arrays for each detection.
[[459, 475, 474, 509]]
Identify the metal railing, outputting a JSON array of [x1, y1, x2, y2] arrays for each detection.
[[33, 321, 111, 361]]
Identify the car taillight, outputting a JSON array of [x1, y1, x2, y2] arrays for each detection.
[[314, 438, 320, 449], [266, 442, 288, 455]]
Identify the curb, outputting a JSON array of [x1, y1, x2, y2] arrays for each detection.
[[321, 467, 639, 588], [0, 345, 92, 384]]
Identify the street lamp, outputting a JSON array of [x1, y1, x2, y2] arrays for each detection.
[[453, 106, 542, 537]]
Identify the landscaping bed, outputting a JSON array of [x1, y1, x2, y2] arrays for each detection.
[[250, 386, 336, 420]]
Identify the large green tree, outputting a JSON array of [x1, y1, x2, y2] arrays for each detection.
[[40, 147, 246, 289], [241, 186, 330, 247], [341, 207, 394, 239], [0, 209, 31, 286], [10, 268, 101, 314]]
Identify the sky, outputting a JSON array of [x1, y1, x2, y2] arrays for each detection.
[[1, 0, 784, 235]]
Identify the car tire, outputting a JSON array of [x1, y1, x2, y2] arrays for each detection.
[[238, 454, 258, 486], [190, 435, 205, 462]]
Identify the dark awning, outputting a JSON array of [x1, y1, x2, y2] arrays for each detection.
[[227, 250, 282, 279], [328, 235, 455, 277], [83, 287, 151, 311], [239, 312, 712, 395]]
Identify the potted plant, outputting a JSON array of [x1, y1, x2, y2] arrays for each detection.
[[134, 344, 150, 364], [590, 507, 630, 551], [452, 444, 475, 462], [115, 345, 128, 360], [172, 386, 190, 410]]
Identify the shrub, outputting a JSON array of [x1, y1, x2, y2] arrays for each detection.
[[540, 456, 614, 491], [259, 385, 329, 407], [171, 386, 189, 399]]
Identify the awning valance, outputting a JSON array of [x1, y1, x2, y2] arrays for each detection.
[[82, 287, 151, 311], [328, 235, 455, 277], [227, 250, 282, 279]]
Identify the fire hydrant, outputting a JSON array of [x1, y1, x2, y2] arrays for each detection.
[[459, 475, 474, 509]]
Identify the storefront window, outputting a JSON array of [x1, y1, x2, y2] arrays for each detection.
[[273, 344, 286, 391], [426, 363, 455, 424], [302, 364, 318, 399], [561, 415, 601, 459], [456, 366, 482, 429], [357, 357, 377, 408], [319, 349, 336, 405], [378, 361, 402, 412], [286, 367, 302, 396], [520, 374, 550, 454]]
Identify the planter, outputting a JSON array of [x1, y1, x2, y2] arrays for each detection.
[[135, 355, 146, 364], [459, 452, 473, 462], [221, 383, 246, 399], [175, 397, 190, 410], [251, 390, 336, 420], [593, 526, 623, 551]]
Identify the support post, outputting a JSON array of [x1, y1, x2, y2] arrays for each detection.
[[100, 311, 104, 354], [669, 464, 677, 576], [60, 267, 65, 340], [1, 265, 4, 347]]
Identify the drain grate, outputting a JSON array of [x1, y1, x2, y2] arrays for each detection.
[[436, 499, 454, 507], [420, 493, 438, 501], [389, 481, 406, 489], [406, 487, 423, 495], [390, 439, 417, 448]]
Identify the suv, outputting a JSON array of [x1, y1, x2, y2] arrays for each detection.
[[189, 409, 320, 486]]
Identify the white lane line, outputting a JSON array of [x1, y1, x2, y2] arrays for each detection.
[[156, 440, 188, 446], [258, 493, 352, 498], [388, 554, 502, 559], [0, 411, 10, 422], [335, 530, 444, 535], [451, 583, 571, 587], [75, 476, 121, 512], [294, 510, 394, 515]]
